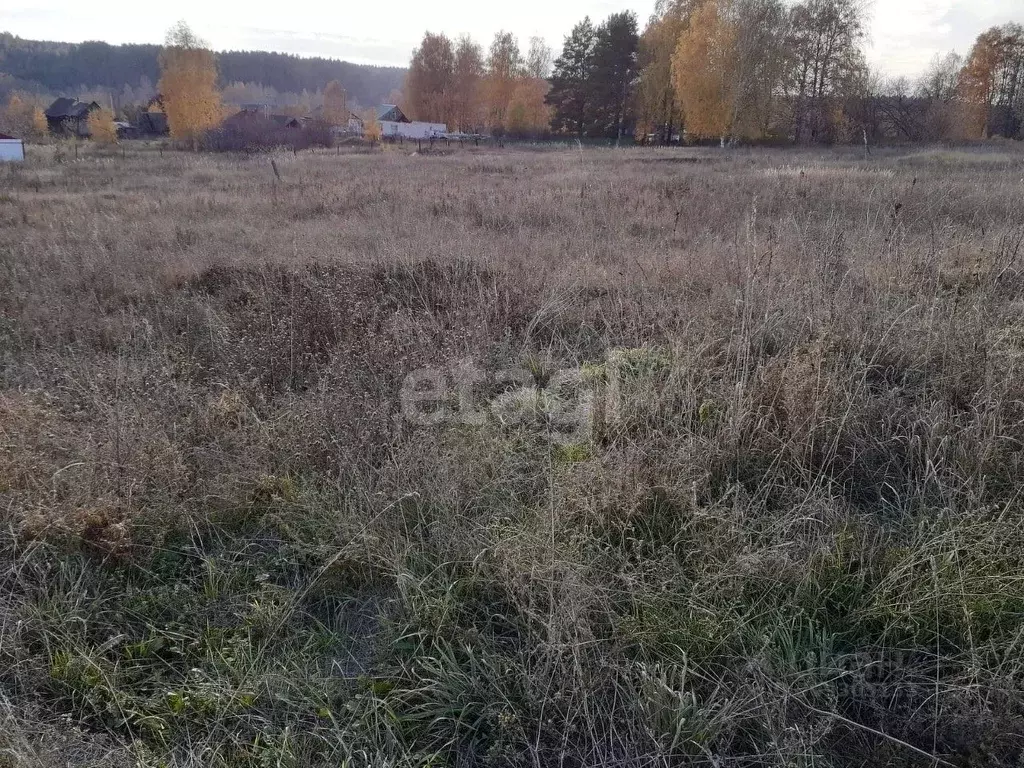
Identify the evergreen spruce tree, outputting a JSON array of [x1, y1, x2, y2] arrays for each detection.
[[546, 18, 597, 137], [589, 12, 640, 141]]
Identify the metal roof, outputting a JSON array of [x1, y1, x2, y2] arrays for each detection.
[[269, 114, 301, 128], [45, 98, 100, 119], [377, 105, 410, 123]]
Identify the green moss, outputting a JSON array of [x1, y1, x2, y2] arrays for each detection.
[[607, 346, 672, 380], [580, 362, 608, 386], [553, 442, 593, 465], [698, 399, 722, 425]]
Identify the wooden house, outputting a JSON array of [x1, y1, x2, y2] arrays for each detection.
[[45, 98, 101, 137]]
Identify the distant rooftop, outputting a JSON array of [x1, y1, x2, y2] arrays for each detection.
[[377, 104, 409, 123], [45, 97, 98, 119]]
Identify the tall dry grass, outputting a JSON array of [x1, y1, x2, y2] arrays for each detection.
[[1, 140, 1024, 767]]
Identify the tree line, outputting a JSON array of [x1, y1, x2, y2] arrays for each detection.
[[0, 32, 404, 112], [397, 22, 639, 139], [401, 0, 1023, 143], [400, 32, 553, 135], [4, 6, 1021, 146], [154, 24, 369, 150], [631, 0, 870, 144]]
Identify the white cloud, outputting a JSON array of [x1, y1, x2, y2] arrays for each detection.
[[867, 0, 1022, 76]]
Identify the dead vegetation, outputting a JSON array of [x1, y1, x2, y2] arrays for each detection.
[[1, 141, 1024, 767]]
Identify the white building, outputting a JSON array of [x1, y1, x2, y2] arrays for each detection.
[[381, 121, 447, 140], [0, 134, 25, 162], [377, 105, 447, 140]]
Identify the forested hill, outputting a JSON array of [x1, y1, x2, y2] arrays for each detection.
[[0, 33, 406, 106]]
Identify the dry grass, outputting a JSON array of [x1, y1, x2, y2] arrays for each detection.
[[1, 140, 1024, 767]]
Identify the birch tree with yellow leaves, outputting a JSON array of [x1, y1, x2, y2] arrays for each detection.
[[32, 107, 48, 137], [88, 107, 118, 144], [672, 1, 737, 143], [159, 21, 222, 147], [323, 81, 348, 126], [0, 93, 34, 137]]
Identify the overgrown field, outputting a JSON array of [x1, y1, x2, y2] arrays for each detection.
[[2, 142, 1024, 767]]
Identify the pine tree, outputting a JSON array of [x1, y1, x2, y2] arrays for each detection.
[[589, 12, 640, 141], [547, 18, 597, 137]]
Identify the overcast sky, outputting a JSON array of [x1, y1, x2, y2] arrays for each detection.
[[2, 0, 1021, 78]]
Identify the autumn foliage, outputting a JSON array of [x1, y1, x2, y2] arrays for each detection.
[[322, 80, 348, 127], [0, 94, 54, 140], [159, 21, 222, 146], [0, 93, 36, 138], [31, 107, 48, 137], [403, 30, 550, 136], [88, 107, 118, 144], [636, 11, 686, 142], [958, 24, 1024, 139], [132, 8, 1023, 148], [672, 1, 736, 141], [362, 108, 382, 143], [405, 33, 457, 126], [506, 78, 551, 135], [452, 36, 485, 132]]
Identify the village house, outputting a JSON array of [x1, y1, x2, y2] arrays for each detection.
[[223, 108, 302, 131], [239, 103, 273, 118], [136, 111, 169, 136], [377, 105, 447, 140], [136, 96, 170, 136], [377, 104, 409, 124], [44, 98, 101, 137], [269, 114, 302, 129]]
